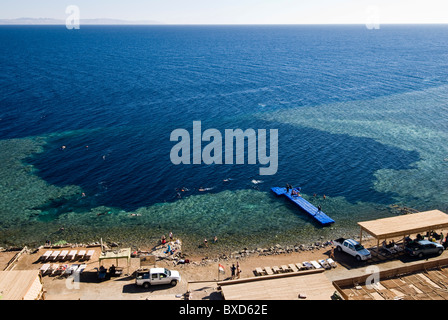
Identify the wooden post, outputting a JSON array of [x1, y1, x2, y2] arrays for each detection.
[[377, 238, 380, 257]]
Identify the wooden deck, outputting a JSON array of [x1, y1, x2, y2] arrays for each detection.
[[219, 269, 335, 300], [333, 256, 448, 300]]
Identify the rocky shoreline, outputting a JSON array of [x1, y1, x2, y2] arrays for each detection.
[[151, 234, 375, 267], [0, 234, 375, 268]]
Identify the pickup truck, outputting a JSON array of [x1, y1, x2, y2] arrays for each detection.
[[405, 240, 444, 258], [135, 268, 181, 288], [334, 238, 371, 261]]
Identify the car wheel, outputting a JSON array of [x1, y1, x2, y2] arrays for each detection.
[[337, 246, 342, 252], [438, 249, 443, 255], [356, 255, 361, 261], [170, 280, 178, 286], [143, 282, 150, 289], [418, 252, 424, 258]]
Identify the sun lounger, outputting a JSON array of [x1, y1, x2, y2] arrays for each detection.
[[280, 265, 290, 273], [53, 264, 68, 276], [41, 250, 53, 261], [50, 250, 61, 261], [288, 264, 298, 272], [75, 264, 87, 274], [295, 263, 304, 271], [86, 250, 95, 260], [66, 264, 79, 276], [254, 267, 265, 276], [327, 258, 337, 268], [272, 266, 281, 274], [49, 264, 59, 275], [40, 264, 51, 275], [382, 243, 397, 255], [68, 250, 77, 260], [302, 261, 314, 270], [318, 259, 331, 269], [76, 250, 86, 260], [310, 260, 322, 269], [264, 267, 274, 275], [59, 250, 69, 261]]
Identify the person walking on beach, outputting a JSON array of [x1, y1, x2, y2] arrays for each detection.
[[169, 231, 173, 241], [204, 238, 208, 248], [236, 262, 241, 279]]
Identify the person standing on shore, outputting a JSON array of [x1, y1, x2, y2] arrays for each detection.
[[231, 264, 236, 279], [236, 262, 241, 279], [330, 247, 335, 260]]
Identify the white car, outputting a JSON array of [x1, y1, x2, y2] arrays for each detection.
[[135, 268, 181, 288]]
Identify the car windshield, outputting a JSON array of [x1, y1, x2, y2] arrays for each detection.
[[164, 268, 171, 276], [354, 244, 365, 251]]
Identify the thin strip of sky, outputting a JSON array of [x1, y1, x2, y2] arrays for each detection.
[[1, 0, 447, 24]]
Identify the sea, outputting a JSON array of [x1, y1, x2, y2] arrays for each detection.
[[1, 25, 448, 254]]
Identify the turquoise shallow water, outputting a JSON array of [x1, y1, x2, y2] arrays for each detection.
[[1, 25, 448, 254]]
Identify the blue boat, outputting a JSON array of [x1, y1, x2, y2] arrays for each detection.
[[271, 187, 335, 226]]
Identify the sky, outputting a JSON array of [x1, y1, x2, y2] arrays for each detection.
[[1, 0, 448, 24]]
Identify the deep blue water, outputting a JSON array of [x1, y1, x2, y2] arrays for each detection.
[[1, 25, 448, 249]]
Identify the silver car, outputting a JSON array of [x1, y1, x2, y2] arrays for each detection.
[[405, 240, 444, 258]]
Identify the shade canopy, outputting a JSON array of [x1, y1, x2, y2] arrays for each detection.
[[98, 248, 131, 267], [358, 210, 448, 240]]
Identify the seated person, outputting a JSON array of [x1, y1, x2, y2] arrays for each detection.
[[109, 264, 116, 275]]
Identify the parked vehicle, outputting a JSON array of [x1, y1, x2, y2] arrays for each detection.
[[405, 240, 444, 258], [135, 268, 181, 288], [334, 238, 371, 261]]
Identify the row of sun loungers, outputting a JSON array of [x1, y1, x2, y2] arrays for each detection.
[[254, 258, 337, 276], [39, 263, 87, 277], [39, 250, 95, 262]]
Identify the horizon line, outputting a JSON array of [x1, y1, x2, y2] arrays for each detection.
[[1, 22, 448, 26], [1, 17, 448, 26]]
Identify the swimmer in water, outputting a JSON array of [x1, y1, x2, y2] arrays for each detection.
[[198, 187, 213, 192]]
